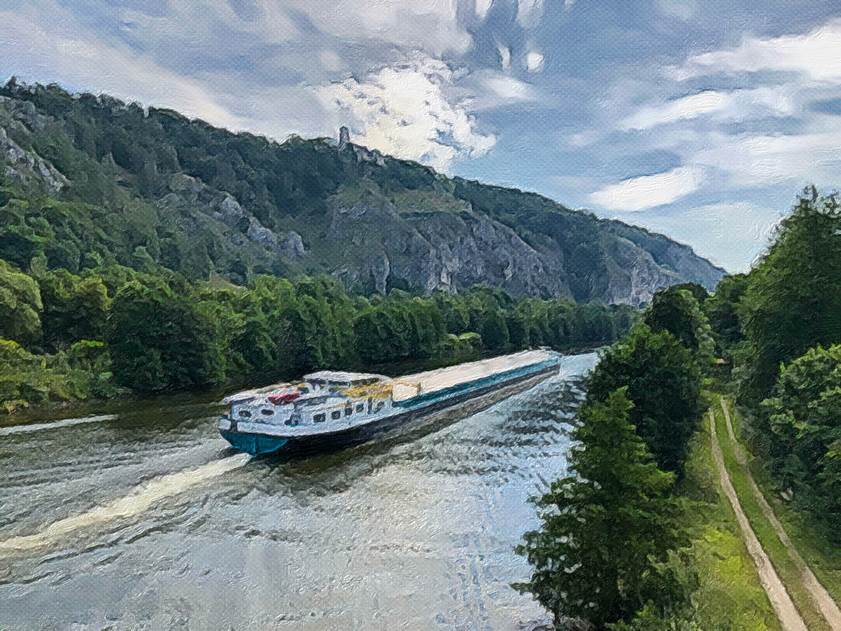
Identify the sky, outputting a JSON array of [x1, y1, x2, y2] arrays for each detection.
[[2, 1, 841, 272]]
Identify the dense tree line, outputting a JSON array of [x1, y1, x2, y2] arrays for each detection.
[[0, 261, 635, 412], [519, 284, 709, 628], [518, 188, 841, 628], [705, 188, 841, 542]]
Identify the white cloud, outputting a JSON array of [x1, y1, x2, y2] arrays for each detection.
[[564, 0, 577, 11], [315, 56, 496, 172], [0, 2, 246, 130], [319, 50, 344, 72], [498, 45, 512, 70], [590, 166, 704, 211], [295, 0, 472, 56], [656, 0, 697, 22], [628, 201, 784, 272], [475, 0, 494, 20], [620, 87, 796, 130], [525, 51, 545, 73], [474, 72, 539, 107], [690, 127, 841, 187], [517, 0, 544, 28], [671, 18, 841, 83]]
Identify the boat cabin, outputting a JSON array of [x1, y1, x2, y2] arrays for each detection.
[[227, 371, 394, 433]]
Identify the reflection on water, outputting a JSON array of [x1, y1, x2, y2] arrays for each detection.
[[0, 352, 597, 630]]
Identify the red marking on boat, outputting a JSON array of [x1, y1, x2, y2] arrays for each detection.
[[268, 392, 300, 405]]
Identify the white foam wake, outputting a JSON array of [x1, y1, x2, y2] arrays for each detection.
[[0, 414, 118, 436], [0, 453, 251, 553]]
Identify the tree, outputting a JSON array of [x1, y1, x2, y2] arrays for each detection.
[[587, 324, 702, 475], [704, 273, 748, 355], [108, 279, 226, 392], [481, 308, 510, 351], [739, 189, 841, 404], [760, 344, 841, 539], [643, 287, 714, 362], [0, 260, 42, 346], [38, 269, 109, 351], [517, 390, 688, 629]]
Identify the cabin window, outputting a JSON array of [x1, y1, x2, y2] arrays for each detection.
[[356, 403, 364, 413], [238, 410, 252, 418], [331, 410, 341, 420], [375, 401, 384, 412], [313, 413, 325, 423], [260, 409, 274, 416], [344, 406, 353, 417]]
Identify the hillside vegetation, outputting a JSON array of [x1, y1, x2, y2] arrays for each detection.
[[0, 79, 722, 304]]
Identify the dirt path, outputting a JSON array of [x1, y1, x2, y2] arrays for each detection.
[[719, 398, 841, 630], [708, 410, 808, 631]]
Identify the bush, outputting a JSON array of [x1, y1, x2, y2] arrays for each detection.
[[517, 390, 689, 628], [586, 324, 703, 476]]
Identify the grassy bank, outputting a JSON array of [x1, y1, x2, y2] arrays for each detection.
[[679, 404, 780, 630], [709, 396, 827, 629], [723, 397, 841, 612]]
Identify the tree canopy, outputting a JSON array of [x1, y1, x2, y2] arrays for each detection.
[[517, 389, 688, 628], [586, 324, 703, 475], [739, 189, 841, 404], [760, 344, 841, 540]]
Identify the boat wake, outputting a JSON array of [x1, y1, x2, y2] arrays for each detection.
[[0, 414, 118, 436], [0, 452, 251, 553]]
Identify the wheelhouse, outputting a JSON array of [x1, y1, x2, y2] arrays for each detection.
[[225, 371, 394, 433]]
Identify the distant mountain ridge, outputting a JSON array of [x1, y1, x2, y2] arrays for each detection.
[[0, 80, 724, 304]]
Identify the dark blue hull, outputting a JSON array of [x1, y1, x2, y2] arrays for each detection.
[[220, 358, 559, 457], [219, 430, 289, 456]]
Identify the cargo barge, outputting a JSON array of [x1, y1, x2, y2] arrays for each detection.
[[218, 350, 560, 456]]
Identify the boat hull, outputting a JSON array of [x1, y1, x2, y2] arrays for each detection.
[[220, 360, 558, 457]]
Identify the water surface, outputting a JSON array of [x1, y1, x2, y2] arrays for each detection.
[[0, 352, 597, 630]]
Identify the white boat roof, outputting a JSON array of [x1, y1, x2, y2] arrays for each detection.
[[303, 370, 389, 384], [391, 349, 556, 402]]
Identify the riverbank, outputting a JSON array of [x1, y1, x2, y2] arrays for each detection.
[[686, 391, 841, 630], [679, 398, 781, 629], [712, 395, 841, 629]]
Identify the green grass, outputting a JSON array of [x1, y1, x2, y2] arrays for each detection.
[[711, 396, 831, 631], [679, 418, 781, 630], [727, 399, 841, 611]]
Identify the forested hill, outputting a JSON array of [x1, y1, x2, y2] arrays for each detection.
[[0, 80, 723, 304]]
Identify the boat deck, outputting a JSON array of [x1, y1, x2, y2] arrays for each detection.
[[391, 350, 555, 402]]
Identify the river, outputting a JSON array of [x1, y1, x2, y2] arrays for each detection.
[[0, 352, 597, 630]]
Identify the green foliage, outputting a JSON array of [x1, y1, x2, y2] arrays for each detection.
[[37, 268, 109, 351], [739, 189, 841, 405], [643, 287, 714, 363], [704, 274, 748, 355], [0, 337, 115, 411], [108, 278, 226, 392], [760, 344, 841, 540], [0, 260, 634, 409], [480, 308, 510, 351], [587, 324, 703, 475], [0, 80, 720, 300], [517, 390, 689, 628], [0, 259, 42, 345]]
